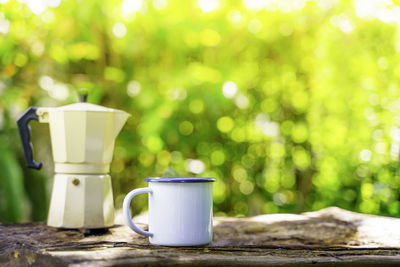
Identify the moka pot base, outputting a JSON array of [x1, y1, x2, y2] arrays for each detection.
[[47, 174, 115, 229]]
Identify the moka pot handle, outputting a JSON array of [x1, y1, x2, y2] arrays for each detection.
[[17, 107, 43, 170]]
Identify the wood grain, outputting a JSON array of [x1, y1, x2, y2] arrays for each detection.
[[1, 207, 400, 266]]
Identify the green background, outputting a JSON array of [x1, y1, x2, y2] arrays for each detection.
[[1, 0, 400, 222]]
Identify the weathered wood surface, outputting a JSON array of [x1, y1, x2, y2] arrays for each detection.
[[1, 207, 400, 266]]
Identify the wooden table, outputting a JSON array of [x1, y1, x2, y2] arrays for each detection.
[[1, 207, 400, 266]]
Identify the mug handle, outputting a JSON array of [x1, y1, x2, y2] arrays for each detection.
[[123, 187, 153, 237]]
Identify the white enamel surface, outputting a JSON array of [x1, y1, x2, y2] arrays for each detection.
[[36, 106, 130, 174], [47, 174, 114, 228], [124, 182, 213, 246]]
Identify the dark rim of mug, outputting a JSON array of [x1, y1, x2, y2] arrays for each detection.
[[145, 177, 216, 183]]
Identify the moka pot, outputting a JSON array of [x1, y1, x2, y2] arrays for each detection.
[[17, 97, 130, 229]]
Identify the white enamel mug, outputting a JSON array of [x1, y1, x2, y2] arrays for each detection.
[[123, 177, 215, 246]]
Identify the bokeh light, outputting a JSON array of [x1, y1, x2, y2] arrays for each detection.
[[1, 0, 400, 223]]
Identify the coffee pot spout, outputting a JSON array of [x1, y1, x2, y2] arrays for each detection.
[[113, 111, 131, 138]]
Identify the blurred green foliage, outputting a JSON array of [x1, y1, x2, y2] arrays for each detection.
[[1, 0, 400, 222]]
